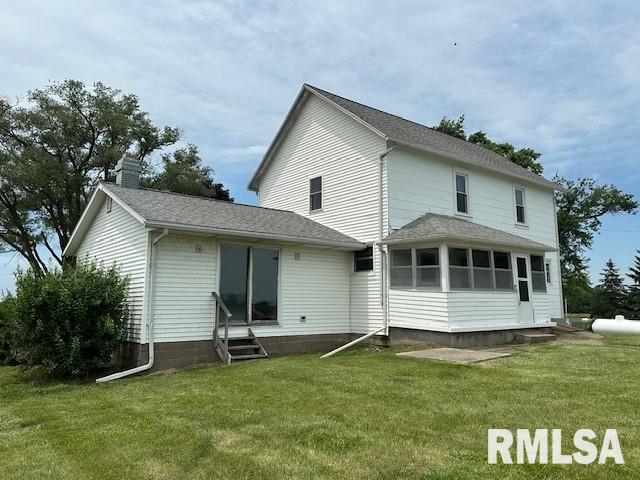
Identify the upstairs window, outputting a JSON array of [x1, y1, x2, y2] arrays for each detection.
[[531, 255, 547, 292], [455, 173, 469, 214], [354, 246, 374, 272], [309, 176, 322, 211], [514, 187, 526, 224]]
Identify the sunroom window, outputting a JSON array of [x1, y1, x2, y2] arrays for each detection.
[[449, 248, 514, 291], [531, 255, 547, 292], [390, 248, 440, 288], [449, 248, 470, 289], [390, 249, 413, 287], [416, 248, 440, 287]]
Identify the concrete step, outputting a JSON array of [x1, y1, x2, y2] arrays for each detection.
[[516, 333, 557, 344], [552, 323, 580, 333]]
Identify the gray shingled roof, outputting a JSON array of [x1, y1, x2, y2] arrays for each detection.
[[102, 183, 364, 249], [382, 213, 556, 251], [305, 85, 559, 190]]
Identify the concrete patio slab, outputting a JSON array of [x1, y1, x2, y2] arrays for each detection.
[[396, 347, 511, 364]]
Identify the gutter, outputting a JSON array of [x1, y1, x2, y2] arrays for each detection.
[[144, 221, 364, 250], [96, 228, 169, 383]]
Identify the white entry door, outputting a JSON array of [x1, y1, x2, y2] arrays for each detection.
[[514, 254, 534, 324]]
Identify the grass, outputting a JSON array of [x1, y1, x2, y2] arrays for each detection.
[[1, 335, 639, 479]]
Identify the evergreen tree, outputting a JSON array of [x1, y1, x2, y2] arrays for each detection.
[[623, 250, 640, 319], [628, 250, 640, 286], [591, 259, 625, 319]]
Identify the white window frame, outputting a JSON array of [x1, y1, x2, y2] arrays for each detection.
[[448, 246, 514, 291], [530, 254, 547, 293], [454, 170, 471, 216], [309, 175, 323, 213], [514, 185, 527, 226], [106, 196, 113, 213], [389, 247, 441, 290]]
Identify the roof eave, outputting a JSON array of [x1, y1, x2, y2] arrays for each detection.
[[144, 220, 364, 250], [381, 235, 556, 252], [391, 139, 562, 191]]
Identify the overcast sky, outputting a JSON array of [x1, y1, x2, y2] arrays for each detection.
[[1, 0, 639, 292]]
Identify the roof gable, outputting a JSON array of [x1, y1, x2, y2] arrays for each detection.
[[250, 84, 560, 191]]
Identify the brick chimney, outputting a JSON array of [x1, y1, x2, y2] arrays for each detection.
[[114, 153, 142, 188]]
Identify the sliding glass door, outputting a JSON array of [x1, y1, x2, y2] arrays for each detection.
[[219, 245, 278, 324]]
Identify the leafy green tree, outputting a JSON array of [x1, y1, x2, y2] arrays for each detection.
[[554, 177, 638, 297], [433, 115, 544, 174], [0, 80, 180, 274], [432, 115, 638, 309], [141, 144, 233, 201], [591, 259, 626, 319], [433, 115, 466, 140]]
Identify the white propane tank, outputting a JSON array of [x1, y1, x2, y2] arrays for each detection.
[[592, 315, 640, 335]]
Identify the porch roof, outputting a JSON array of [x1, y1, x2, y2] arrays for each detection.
[[381, 213, 556, 252], [99, 182, 364, 250]]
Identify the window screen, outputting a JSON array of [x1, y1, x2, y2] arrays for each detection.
[[531, 255, 547, 292], [449, 248, 470, 289], [493, 251, 513, 290], [390, 249, 412, 287], [416, 248, 440, 287]]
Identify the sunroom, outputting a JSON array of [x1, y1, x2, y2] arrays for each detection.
[[382, 213, 557, 330]]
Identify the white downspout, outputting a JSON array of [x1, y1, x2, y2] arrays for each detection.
[[377, 145, 394, 335], [97, 228, 169, 383]]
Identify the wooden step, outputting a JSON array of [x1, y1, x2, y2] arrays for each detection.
[[227, 344, 260, 351], [229, 353, 268, 361], [516, 333, 557, 344]]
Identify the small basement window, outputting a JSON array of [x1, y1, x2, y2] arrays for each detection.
[[455, 173, 469, 214], [354, 246, 374, 272], [531, 255, 547, 292], [309, 176, 322, 211], [515, 187, 526, 224]]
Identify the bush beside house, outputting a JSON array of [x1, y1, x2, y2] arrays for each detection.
[[10, 263, 129, 378]]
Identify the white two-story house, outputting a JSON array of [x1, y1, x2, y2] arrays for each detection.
[[64, 84, 563, 375]]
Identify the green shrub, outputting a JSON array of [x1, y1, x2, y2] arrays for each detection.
[[12, 263, 129, 377], [0, 296, 16, 364]]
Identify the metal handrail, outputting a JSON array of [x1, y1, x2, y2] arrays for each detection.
[[212, 291, 233, 364]]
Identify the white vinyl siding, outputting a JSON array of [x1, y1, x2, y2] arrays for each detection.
[[150, 234, 352, 342], [388, 290, 448, 331], [75, 195, 148, 342], [258, 93, 387, 241], [387, 146, 562, 321], [257, 93, 387, 335]]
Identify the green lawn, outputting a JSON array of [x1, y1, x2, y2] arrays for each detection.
[[1, 335, 639, 479]]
